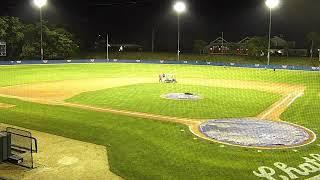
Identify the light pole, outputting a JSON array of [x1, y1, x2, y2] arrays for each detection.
[[265, 0, 280, 66], [34, 0, 47, 60], [173, 1, 186, 61]]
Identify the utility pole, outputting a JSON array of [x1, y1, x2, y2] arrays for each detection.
[[221, 32, 224, 54], [152, 28, 155, 53], [106, 34, 109, 61], [310, 40, 314, 60]]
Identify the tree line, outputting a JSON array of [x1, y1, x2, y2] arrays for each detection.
[[0, 16, 79, 60]]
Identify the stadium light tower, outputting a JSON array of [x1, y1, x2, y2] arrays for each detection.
[[265, 0, 280, 66], [173, 1, 186, 61], [34, 0, 47, 60]]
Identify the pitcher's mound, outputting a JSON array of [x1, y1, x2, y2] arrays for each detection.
[[162, 93, 201, 100], [200, 118, 314, 148]]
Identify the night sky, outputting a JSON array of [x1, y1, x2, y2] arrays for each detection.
[[1, 0, 319, 51]]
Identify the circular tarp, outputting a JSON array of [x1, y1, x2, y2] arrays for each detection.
[[162, 93, 201, 100], [200, 118, 312, 148]]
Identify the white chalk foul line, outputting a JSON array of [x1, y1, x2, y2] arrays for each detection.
[[287, 92, 304, 107], [260, 92, 304, 120], [260, 94, 293, 119]]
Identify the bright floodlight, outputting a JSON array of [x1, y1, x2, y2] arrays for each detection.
[[34, 0, 47, 8], [265, 0, 280, 9], [174, 1, 186, 14]]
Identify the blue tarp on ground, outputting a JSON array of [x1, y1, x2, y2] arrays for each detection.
[[0, 59, 319, 72]]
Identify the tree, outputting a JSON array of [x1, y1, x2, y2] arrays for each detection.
[[45, 25, 79, 59], [306, 32, 320, 58], [193, 40, 207, 54], [0, 16, 79, 59], [0, 16, 24, 59], [20, 23, 41, 59], [19, 21, 79, 59], [246, 37, 268, 57]]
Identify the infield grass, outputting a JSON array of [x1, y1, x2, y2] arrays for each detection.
[[68, 83, 280, 119]]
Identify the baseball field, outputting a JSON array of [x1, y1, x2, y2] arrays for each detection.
[[0, 63, 320, 179]]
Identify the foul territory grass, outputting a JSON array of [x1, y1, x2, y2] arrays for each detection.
[[0, 63, 320, 179], [68, 83, 280, 119]]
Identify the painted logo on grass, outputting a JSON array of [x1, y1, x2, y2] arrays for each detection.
[[254, 154, 320, 179]]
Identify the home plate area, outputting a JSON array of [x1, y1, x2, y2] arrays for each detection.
[[200, 118, 314, 148]]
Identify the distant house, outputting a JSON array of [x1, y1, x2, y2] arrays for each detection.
[[0, 41, 6, 57], [270, 36, 307, 57], [204, 36, 308, 57], [235, 37, 251, 55], [204, 37, 250, 55], [204, 37, 232, 54]]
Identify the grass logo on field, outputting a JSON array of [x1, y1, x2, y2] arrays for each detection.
[[253, 154, 320, 180]]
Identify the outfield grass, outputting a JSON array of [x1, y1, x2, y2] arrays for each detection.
[[68, 83, 280, 119], [78, 52, 320, 67], [0, 63, 319, 179]]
